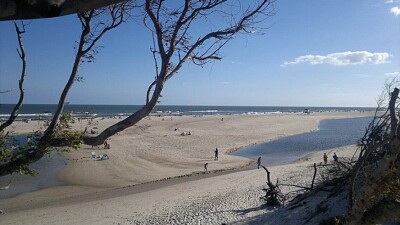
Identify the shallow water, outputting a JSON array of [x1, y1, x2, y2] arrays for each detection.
[[234, 117, 372, 167], [0, 137, 66, 199]]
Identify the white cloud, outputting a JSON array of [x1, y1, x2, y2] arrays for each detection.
[[385, 71, 400, 76], [390, 6, 400, 15], [386, 0, 400, 3], [220, 81, 230, 85], [281, 51, 391, 67]]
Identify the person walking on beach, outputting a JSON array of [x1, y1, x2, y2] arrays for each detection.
[[323, 153, 328, 165], [204, 163, 208, 172], [333, 152, 338, 164], [257, 156, 262, 169], [214, 148, 219, 161]]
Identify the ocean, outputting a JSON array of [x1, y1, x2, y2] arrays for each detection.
[[0, 104, 376, 120]]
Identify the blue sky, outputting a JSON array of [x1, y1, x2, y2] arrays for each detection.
[[0, 0, 399, 107]]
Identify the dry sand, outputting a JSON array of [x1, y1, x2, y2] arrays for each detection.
[[0, 111, 373, 224]]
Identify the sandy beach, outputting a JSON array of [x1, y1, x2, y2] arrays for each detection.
[[0, 111, 373, 224]]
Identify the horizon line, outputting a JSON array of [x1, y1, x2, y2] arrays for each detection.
[[0, 103, 378, 108]]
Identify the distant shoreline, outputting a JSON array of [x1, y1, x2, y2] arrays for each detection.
[[0, 104, 377, 120]]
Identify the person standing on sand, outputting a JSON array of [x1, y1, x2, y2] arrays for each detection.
[[333, 152, 338, 164], [257, 156, 262, 169], [323, 153, 328, 165], [204, 163, 208, 172], [214, 148, 219, 160]]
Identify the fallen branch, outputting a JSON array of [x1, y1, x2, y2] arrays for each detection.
[[280, 183, 312, 191], [260, 165, 285, 206]]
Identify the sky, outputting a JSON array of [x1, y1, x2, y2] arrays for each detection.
[[0, 0, 399, 107]]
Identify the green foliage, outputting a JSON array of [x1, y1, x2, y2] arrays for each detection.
[[0, 132, 10, 161], [59, 112, 73, 130], [54, 112, 84, 150], [16, 165, 36, 176], [26, 130, 41, 148], [59, 130, 83, 150], [0, 131, 39, 176], [0, 148, 9, 161], [0, 112, 83, 176]]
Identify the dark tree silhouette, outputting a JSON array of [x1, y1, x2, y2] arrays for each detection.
[[0, 0, 129, 20]]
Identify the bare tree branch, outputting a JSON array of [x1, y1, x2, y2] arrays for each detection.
[[83, 77, 164, 146], [45, 9, 95, 135], [46, 3, 130, 136], [0, 21, 27, 132], [0, 3, 133, 176], [145, 1, 166, 58], [0, 88, 16, 94], [82, 0, 275, 145], [146, 80, 157, 104]]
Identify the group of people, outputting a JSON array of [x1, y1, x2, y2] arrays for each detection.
[[104, 140, 110, 149], [174, 128, 192, 136], [180, 131, 191, 136], [323, 152, 339, 164], [204, 150, 340, 173], [204, 149, 264, 172]]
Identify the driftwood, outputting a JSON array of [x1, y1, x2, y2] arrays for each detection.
[[260, 165, 285, 206], [261, 162, 320, 208], [346, 87, 400, 224], [281, 163, 318, 194]]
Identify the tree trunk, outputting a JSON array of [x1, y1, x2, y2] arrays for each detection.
[[83, 78, 164, 146]]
